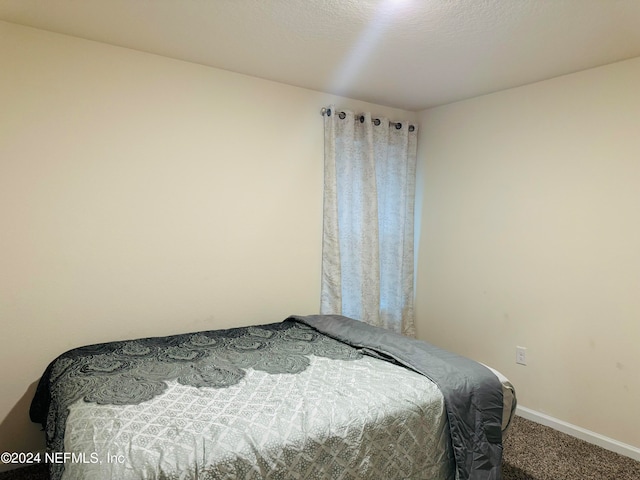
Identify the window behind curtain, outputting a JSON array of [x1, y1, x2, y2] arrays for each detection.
[[321, 107, 417, 336]]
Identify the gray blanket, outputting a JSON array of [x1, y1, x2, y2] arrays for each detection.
[[289, 314, 504, 480]]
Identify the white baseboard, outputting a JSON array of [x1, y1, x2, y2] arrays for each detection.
[[516, 405, 640, 462]]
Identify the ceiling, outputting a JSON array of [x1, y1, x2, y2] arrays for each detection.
[[2, 0, 640, 111]]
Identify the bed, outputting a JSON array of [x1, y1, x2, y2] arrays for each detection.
[[30, 314, 516, 480]]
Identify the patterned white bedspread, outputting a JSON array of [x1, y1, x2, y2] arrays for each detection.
[[62, 355, 454, 480]]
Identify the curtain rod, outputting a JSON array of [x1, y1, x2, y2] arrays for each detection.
[[320, 107, 415, 132]]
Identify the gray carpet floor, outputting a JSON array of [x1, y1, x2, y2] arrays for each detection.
[[1, 415, 639, 479], [503, 415, 640, 480]]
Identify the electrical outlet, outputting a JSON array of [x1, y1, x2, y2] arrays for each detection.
[[516, 346, 527, 365]]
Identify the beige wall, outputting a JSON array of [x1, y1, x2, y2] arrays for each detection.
[[0, 20, 416, 463], [415, 57, 640, 448]]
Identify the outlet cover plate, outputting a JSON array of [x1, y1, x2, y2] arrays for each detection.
[[516, 346, 527, 365]]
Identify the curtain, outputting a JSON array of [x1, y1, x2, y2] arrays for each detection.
[[320, 106, 418, 337]]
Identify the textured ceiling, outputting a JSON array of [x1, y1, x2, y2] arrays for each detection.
[[2, 0, 640, 111]]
